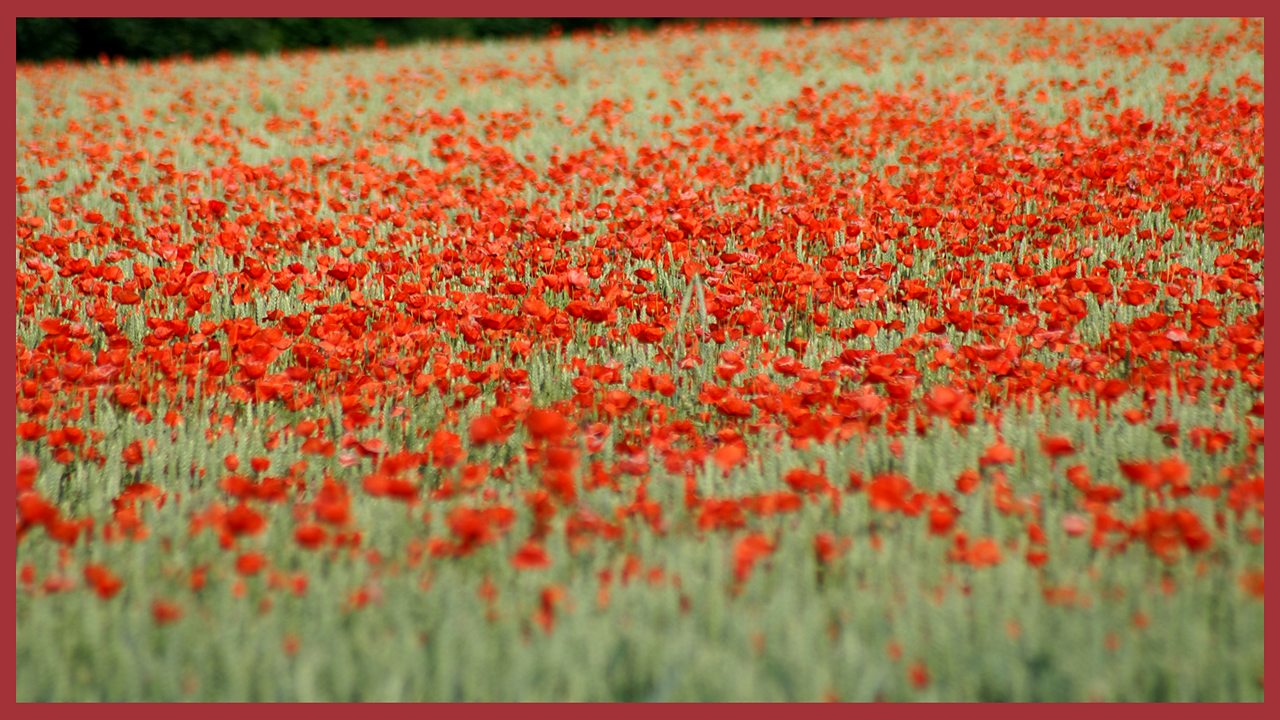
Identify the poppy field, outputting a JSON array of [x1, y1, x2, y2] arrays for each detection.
[[14, 18, 1265, 701]]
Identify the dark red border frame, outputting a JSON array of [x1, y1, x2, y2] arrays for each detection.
[[5, 2, 1272, 714]]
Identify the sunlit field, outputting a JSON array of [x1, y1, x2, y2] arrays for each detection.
[[15, 18, 1264, 701]]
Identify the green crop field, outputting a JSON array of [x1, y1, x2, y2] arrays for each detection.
[[15, 18, 1264, 701]]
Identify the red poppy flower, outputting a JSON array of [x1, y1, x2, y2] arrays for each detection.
[[235, 552, 267, 576], [512, 540, 550, 570], [83, 563, 123, 599]]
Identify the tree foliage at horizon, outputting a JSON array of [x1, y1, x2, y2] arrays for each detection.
[[17, 18, 814, 62]]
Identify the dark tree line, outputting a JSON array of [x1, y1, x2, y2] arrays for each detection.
[[18, 18, 814, 62]]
